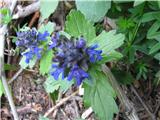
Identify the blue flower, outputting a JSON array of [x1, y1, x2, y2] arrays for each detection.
[[76, 37, 86, 48], [86, 44, 102, 63], [23, 50, 34, 64], [50, 64, 65, 80], [67, 64, 89, 86], [48, 32, 60, 49], [37, 31, 49, 41], [22, 47, 43, 64], [49, 34, 102, 86]]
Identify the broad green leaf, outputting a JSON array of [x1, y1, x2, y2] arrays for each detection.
[[112, 69, 134, 85], [149, 42, 160, 54], [44, 76, 73, 93], [40, 0, 59, 20], [89, 30, 125, 55], [0, 80, 4, 97], [38, 22, 55, 34], [65, 10, 96, 42], [83, 69, 118, 120], [40, 50, 53, 75], [19, 55, 37, 69], [141, 11, 160, 23], [147, 21, 160, 40], [76, 0, 111, 23]]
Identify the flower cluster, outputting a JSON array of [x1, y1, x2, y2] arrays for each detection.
[[50, 33, 102, 85], [16, 28, 49, 63]]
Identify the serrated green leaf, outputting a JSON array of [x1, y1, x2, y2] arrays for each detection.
[[40, 50, 53, 75], [0, 80, 4, 97], [76, 0, 111, 23], [149, 42, 160, 54], [89, 30, 125, 55], [40, 0, 59, 20], [65, 10, 96, 42], [38, 22, 55, 34], [44, 76, 73, 93], [19, 55, 37, 69], [83, 69, 118, 120]]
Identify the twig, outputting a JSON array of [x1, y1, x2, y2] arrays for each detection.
[[0, 0, 19, 119], [12, 1, 40, 19], [44, 90, 79, 117], [8, 68, 23, 84], [28, 11, 40, 28], [81, 107, 93, 119], [102, 65, 139, 120], [130, 86, 156, 120]]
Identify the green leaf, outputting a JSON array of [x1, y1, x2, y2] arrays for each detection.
[[65, 10, 96, 42], [89, 30, 125, 55], [141, 11, 160, 23], [154, 53, 160, 61], [0, 80, 4, 97], [39, 115, 50, 120], [4, 64, 17, 71], [44, 76, 73, 93], [40, 50, 53, 75], [0, 8, 12, 24], [38, 22, 55, 34], [83, 69, 118, 120], [97, 51, 123, 64], [147, 21, 160, 40], [76, 0, 111, 23], [112, 69, 134, 85], [134, 0, 145, 7], [149, 42, 160, 54], [19, 55, 37, 69], [40, 0, 59, 20]]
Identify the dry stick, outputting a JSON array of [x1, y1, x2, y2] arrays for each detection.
[[0, 0, 19, 119], [44, 90, 79, 117], [130, 86, 156, 120], [8, 68, 23, 84], [12, 1, 40, 19], [102, 65, 139, 120], [28, 11, 40, 28]]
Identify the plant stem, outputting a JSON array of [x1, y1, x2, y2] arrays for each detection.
[[0, 0, 18, 119]]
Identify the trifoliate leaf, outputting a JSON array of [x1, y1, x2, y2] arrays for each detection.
[[65, 10, 96, 42], [38, 22, 55, 34], [40, 50, 53, 75], [89, 30, 125, 55], [0, 80, 4, 97], [76, 0, 111, 23], [44, 76, 73, 93], [83, 69, 118, 120], [40, 0, 59, 21]]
